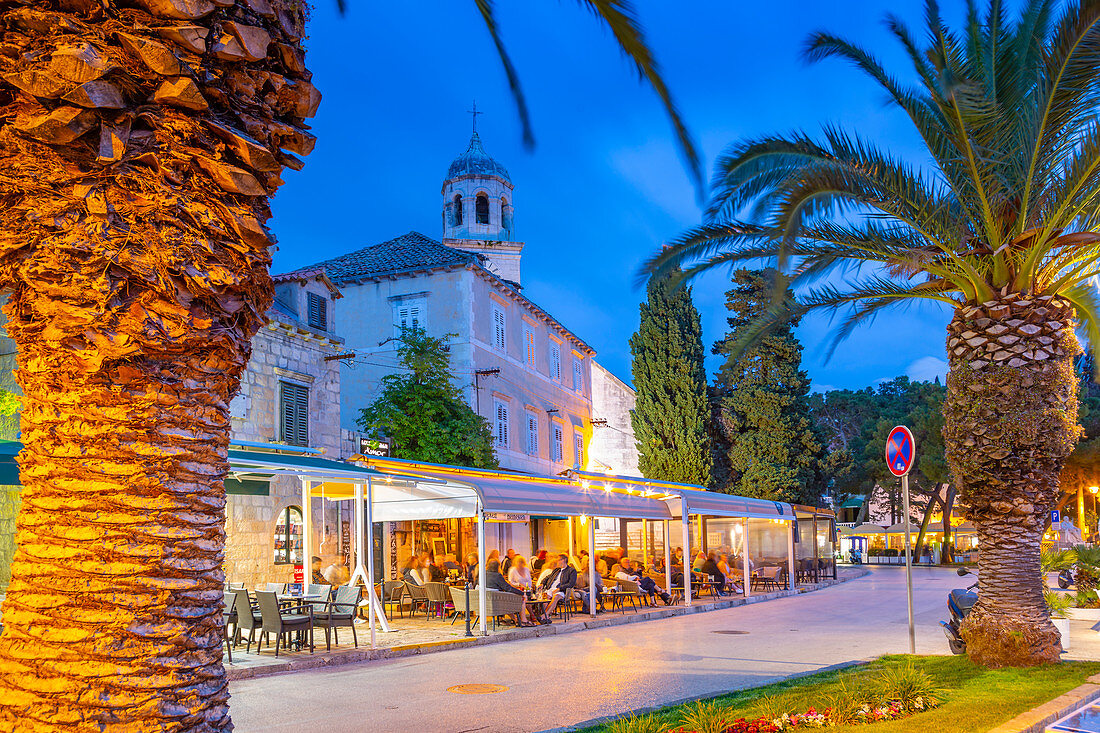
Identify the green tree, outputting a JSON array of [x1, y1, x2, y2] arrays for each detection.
[[358, 329, 496, 469], [711, 269, 822, 503], [648, 0, 1100, 665], [629, 275, 711, 485]]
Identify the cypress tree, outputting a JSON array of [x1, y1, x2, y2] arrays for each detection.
[[629, 275, 712, 485], [711, 269, 822, 502]]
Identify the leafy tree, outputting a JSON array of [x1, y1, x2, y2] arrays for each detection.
[[648, 0, 1100, 665], [629, 275, 711, 485], [711, 269, 822, 503], [358, 329, 496, 469]]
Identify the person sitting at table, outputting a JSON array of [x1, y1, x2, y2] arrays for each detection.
[[464, 553, 479, 585], [574, 554, 604, 612], [532, 549, 548, 573], [700, 552, 727, 596], [402, 556, 428, 586], [616, 558, 671, 605], [691, 552, 707, 573], [501, 548, 517, 576], [310, 556, 328, 585], [537, 553, 576, 620], [443, 554, 460, 572], [426, 552, 446, 583], [484, 559, 537, 627], [507, 555, 533, 591], [718, 553, 741, 594]]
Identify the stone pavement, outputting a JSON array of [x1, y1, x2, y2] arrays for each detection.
[[227, 565, 967, 732], [223, 569, 864, 680]]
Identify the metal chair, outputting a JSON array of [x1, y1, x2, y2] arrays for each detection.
[[404, 582, 430, 617], [254, 590, 314, 657], [381, 580, 405, 619], [265, 582, 287, 594], [222, 590, 239, 662]]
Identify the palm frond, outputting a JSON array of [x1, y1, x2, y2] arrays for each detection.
[[474, 0, 535, 149]]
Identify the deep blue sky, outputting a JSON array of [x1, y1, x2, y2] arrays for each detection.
[[271, 1, 964, 391]]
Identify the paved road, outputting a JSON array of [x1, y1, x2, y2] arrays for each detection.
[[228, 566, 961, 732]]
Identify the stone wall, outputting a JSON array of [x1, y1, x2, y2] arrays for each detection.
[[589, 361, 640, 476], [224, 302, 346, 589]]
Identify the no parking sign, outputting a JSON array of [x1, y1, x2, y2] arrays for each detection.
[[886, 425, 916, 477]]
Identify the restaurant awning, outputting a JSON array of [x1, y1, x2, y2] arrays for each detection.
[[0, 440, 19, 486], [850, 522, 888, 535], [357, 457, 674, 522], [564, 469, 794, 521]]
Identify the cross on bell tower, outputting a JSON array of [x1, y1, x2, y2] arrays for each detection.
[[467, 100, 482, 135]]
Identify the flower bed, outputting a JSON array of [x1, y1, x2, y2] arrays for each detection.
[[668, 696, 939, 732]]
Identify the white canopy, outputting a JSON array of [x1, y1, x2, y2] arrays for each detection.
[[567, 469, 795, 520], [360, 458, 674, 521]]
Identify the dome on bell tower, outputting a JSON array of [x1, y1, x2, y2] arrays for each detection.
[[446, 131, 511, 183]]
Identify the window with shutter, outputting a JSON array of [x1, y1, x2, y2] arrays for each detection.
[[549, 341, 561, 381], [572, 358, 583, 392], [492, 305, 506, 352], [574, 432, 584, 468], [280, 382, 309, 447], [552, 424, 563, 463], [494, 401, 509, 449], [523, 326, 535, 367], [525, 410, 538, 456], [392, 298, 426, 337], [307, 292, 327, 331]]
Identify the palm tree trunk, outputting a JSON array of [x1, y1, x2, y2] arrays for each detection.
[[944, 294, 1081, 666], [0, 1, 315, 727]]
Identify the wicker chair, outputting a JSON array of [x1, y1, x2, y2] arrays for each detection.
[[265, 582, 287, 594], [423, 582, 451, 618], [314, 585, 360, 650], [254, 590, 313, 657], [381, 580, 405, 619], [612, 579, 646, 612], [447, 587, 523, 630], [222, 590, 239, 662], [404, 582, 430, 617], [232, 589, 262, 652]]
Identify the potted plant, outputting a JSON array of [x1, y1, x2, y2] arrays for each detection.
[[1045, 588, 1072, 650]]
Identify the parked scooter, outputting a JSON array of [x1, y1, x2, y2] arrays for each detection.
[[1058, 565, 1077, 589], [848, 548, 863, 565], [942, 567, 978, 654]]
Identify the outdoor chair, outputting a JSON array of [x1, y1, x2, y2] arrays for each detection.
[[404, 582, 430, 617], [222, 590, 239, 662], [232, 588, 262, 652], [265, 582, 287, 594], [613, 579, 646, 612], [305, 584, 331, 600], [448, 585, 475, 625], [254, 590, 314, 657], [423, 582, 450, 618], [752, 566, 781, 592], [446, 587, 523, 630], [314, 585, 360, 651], [381, 580, 405, 619]]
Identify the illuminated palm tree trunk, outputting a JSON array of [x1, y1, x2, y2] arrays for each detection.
[[0, 0, 316, 728], [944, 295, 1080, 665]]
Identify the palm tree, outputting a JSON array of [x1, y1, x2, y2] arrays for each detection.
[[646, 0, 1100, 667], [0, 2, 694, 730]]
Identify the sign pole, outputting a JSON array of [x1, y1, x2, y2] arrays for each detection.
[[886, 425, 917, 656], [901, 473, 915, 654]]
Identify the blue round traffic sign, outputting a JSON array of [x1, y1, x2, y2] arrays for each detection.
[[886, 425, 916, 477]]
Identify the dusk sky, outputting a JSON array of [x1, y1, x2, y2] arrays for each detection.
[[270, 1, 962, 391]]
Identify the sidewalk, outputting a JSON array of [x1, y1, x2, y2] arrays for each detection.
[[225, 567, 869, 680]]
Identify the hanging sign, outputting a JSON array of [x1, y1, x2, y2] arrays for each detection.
[[293, 564, 304, 583], [484, 512, 529, 523], [885, 425, 916, 477], [359, 437, 392, 457]]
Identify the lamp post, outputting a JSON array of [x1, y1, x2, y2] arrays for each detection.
[[1090, 486, 1099, 539]]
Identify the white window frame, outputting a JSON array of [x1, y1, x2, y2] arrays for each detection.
[[572, 357, 584, 393], [552, 422, 564, 463], [549, 340, 561, 382], [523, 324, 536, 367], [525, 409, 539, 456], [494, 400, 509, 449], [492, 303, 506, 352], [279, 381, 309, 447], [574, 431, 584, 468], [392, 296, 426, 338], [307, 292, 327, 331]]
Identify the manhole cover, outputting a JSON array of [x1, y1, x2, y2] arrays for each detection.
[[711, 630, 749, 635], [447, 684, 509, 695]]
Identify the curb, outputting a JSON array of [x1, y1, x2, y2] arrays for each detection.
[[988, 674, 1100, 733], [226, 570, 870, 682]]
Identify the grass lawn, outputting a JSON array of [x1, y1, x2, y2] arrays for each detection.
[[580, 655, 1100, 733]]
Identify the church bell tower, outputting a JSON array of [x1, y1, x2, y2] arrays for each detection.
[[441, 104, 524, 285]]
